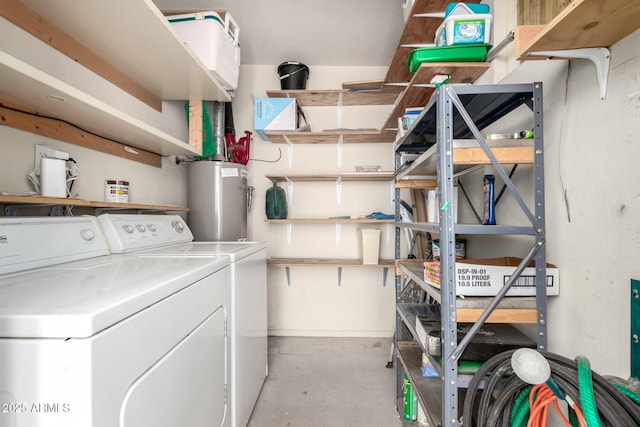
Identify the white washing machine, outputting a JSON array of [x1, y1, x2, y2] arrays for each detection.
[[97, 214, 267, 427], [0, 216, 231, 427]]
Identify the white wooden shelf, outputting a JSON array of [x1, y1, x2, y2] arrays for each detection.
[[0, 0, 231, 157], [17, 0, 231, 102]]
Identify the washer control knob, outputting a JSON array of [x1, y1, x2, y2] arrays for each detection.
[[123, 225, 135, 234], [136, 224, 146, 232], [172, 220, 185, 233], [80, 229, 95, 241], [147, 224, 157, 232]]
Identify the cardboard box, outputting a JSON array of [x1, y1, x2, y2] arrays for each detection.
[[254, 98, 297, 140], [424, 257, 559, 296]]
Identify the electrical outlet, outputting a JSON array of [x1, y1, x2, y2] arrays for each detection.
[[34, 144, 69, 176]]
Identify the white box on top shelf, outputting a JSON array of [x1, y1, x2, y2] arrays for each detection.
[[168, 11, 241, 90]]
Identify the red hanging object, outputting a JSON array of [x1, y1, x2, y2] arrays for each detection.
[[226, 130, 251, 165]]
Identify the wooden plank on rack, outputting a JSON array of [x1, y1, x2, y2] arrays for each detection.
[[395, 258, 428, 276], [0, 101, 162, 167], [396, 179, 437, 189], [0, 0, 162, 111], [453, 147, 534, 165], [457, 308, 538, 324], [188, 99, 203, 154]]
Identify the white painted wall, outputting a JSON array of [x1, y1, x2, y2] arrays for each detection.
[[233, 65, 397, 337], [0, 127, 187, 207]]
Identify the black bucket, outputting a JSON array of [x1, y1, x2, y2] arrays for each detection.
[[277, 61, 309, 90]]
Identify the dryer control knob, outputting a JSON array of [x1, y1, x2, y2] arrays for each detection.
[[123, 225, 135, 234], [172, 220, 185, 233], [136, 224, 146, 232], [80, 229, 95, 241], [148, 224, 157, 232]]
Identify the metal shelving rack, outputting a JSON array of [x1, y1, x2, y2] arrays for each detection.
[[393, 82, 546, 426]]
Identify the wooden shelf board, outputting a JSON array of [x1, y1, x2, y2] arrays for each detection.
[[383, 63, 490, 130], [515, 0, 640, 59], [16, 0, 231, 102], [265, 89, 400, 106], [268, 258, 394, 268], [341, 80, 391, 91], [398, 142, 534, 179], [0, 195, 92, 207], [266, 218, 393, 224], [264, 130, 396, 144], [265, 172, 395, 182], [382, 0, 482, 85], [0, 195, 187, 211], [395, 179, 437, 189]]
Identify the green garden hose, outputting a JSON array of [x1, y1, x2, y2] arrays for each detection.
[[509, 385, 532, 427], [611, 382, 640, 406], [576, 355, 602, 427]]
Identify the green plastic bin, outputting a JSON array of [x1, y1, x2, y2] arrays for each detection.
[[407, 44, 491, 73]]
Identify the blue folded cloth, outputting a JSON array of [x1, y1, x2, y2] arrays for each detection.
[[366, 212, 395, 220]]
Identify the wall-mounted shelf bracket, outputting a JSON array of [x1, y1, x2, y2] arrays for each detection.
[[337, 92, 344, 128], [286, 178, 294, 212], [284, 135, 294, 168], [337, 134, 344, 168], [382, 267, 389, 287], [286, 223, 293, 245], [337, 266, 343, 287], [285, 267, 291, 287], [335, 223, 342, 245], [527, 47, 610, 100], [336, 176, 343, 206]]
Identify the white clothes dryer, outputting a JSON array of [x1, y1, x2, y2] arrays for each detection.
[[97, 214, 267, 427], [0, 216, 231, 427]]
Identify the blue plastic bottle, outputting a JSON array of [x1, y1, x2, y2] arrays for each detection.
[[482, 166, 496, 225]]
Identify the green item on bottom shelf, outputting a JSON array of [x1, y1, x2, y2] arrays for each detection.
[[407, 44, 492, 73], [436, 358, 484, 374], [403, 373, 418, 421]]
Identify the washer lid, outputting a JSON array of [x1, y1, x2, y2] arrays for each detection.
[[0, 255, 229, 338], [134, 241, 266, 261]]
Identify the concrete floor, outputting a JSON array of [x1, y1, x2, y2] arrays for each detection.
[[247, 336, 404, 427]]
